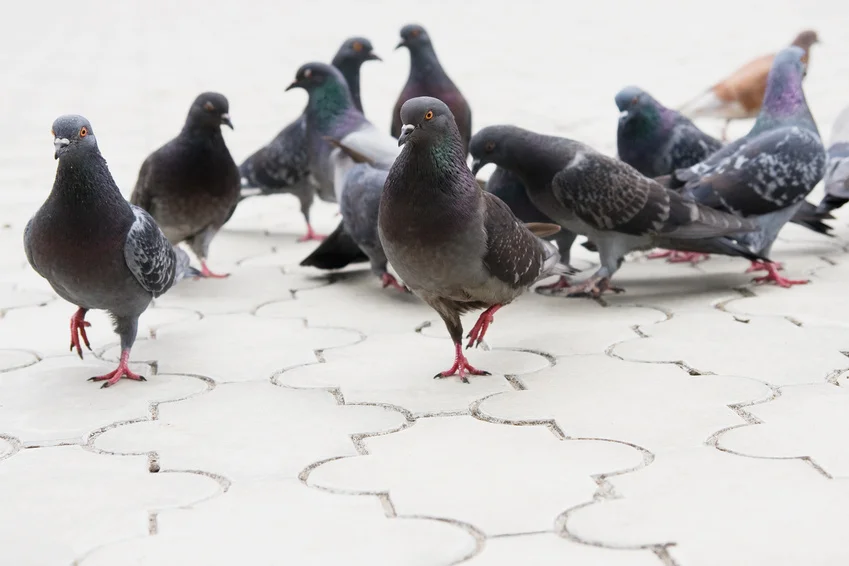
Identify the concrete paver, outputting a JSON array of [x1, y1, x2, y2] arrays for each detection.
[[3, 0, 849, 563]]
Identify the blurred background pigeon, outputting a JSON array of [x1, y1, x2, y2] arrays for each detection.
[[814, 106, 849, 217]]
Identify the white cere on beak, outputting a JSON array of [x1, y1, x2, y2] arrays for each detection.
[[619, 111, 629, 119], [401, 124, 415, 135], [53, 138, 70, 151]]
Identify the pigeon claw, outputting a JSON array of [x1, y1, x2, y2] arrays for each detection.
[[380, 273, 408, 293], [745, 260, 784, 274], [69, 308, 92, 360], [646, 249, 675, 260], [465, 304, 503, 349], [87, 350, 146, 388], [751, 262, 808, 288], [435, 343, 490, 383], [565, 276, 625, 298], [297, 224, 326, 243]]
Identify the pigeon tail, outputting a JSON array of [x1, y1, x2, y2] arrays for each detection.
[[300, 221, 368, 270]]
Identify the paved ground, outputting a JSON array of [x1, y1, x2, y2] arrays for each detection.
[[3, 1, 849, 564]]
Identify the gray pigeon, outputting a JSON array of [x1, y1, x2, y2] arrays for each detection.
[[663, 47, 826, 287], [301, 140, 406, 291], [238, 37, 381, 242], [814, 106, 849, 216], [288, 62, 399, 204], [24, 115, 195, 387], [470, 125, 764, 297], [391, 24, 472, 154], [616, 86, 722, 178], [130, 92, 239, 278], [379, 97, 566, 381]]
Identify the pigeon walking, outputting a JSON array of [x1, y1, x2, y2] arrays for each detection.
[[470, 125, 763, 297], [814, 106, 849, 216], [391, 24, 472, 153], [663, 47, 827, 287], [301, 140, 406, 291], [379, 97, 566, 381], [678, 30, 818, 140], [616, 86, 722, 178], [130, 92, 239, 278], [24, 116, 194, 387], [238, 38, 381, 242]]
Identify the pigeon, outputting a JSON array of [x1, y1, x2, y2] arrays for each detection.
[[480, 165, 579, 287], [288, 62, 399, 204], [301, 140, 406, 291], [678, 30, 819, 140], [663, 47, 827, 287], [470, 125, 764, 297], [814, 106, 849, 216], [130, 92, 239, 278], [379, 97, 567, 381], [24, 115, 195, 387], [238, 37, 381, 242], [391, 24, 472, 153], [616, 86, 722, 178]]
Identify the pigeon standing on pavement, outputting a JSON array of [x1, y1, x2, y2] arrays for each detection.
[[24, 115, 194, 387], [301, 141, 406, 291], [678, 30, 819, 140], [663, 47, 827, 287], [238, 38, 381, 242], [814, 106, 849, 216], [130, 92, 239, 278], [391, 24, 472, 153], [470, 125, 763, 297], [616, 86, 723, 177], [379, 97, 566, 381]]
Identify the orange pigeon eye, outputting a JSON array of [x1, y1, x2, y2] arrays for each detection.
[[203, 101, 215, 112], [424, 110, 433, 121], [411, 29, 420, 38], [352, 41, 362, 52], [304, 68, 312, 79], [79, 126, 88, 138], [50, 129, 55, 137], [485, 142, 495, 152]]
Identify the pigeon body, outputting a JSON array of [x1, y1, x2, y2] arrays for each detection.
[[616, 86, 722, 177], [678, 30, 818, 140], [25, 115, 189, 387], [379, 97, 564, 380], [391, 25, 472, 153], [665, 47, 826, 287], [470, 125, 762, 296], [238, 38, 381, 242], [815, 106, 849, 216], [130, 92, 239, 278]]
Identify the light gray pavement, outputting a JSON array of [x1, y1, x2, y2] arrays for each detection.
[[3, 1, 849, 564]]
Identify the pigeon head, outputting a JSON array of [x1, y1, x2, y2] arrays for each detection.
[[287, 62, 347, 92], [615, 86, 657, 113], [51, 115, 98, 160], [187, 92, 233, 130], [615, 86, 667, 130], [397, 96, 456, 147], [469, 126, 521, 175], [396, 24, 432, 50], [761, 46, 808, 117], [792, 29, 819, 50], [333, 37, 381, 66]]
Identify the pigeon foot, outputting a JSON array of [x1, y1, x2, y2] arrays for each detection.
[[196, 261, 230, 279], [565, 276, 625, 298], [380, 273, 408, 292], [435, 342, 490, 383], [647, 249, 675, 260], [745, 260, 784, 273], [69, 307, 92, 359], [466, 304, 503, 349], [536, 275, 572, 292], [297, 224, 326, 243], [751, 263, 808, 288], [667, 252, 711, 264], [88, 350, 146, 388]]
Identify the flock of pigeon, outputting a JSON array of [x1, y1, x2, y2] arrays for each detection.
[[22, 25, 849, 385]]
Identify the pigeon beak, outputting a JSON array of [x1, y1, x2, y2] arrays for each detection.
[[221, 114, 234, 129], [398, 124, 415, 146], [471, 159, 483, 175], [285, 80, 300, 92], [367, 52, 382, 61], [395, 40, 406, 50], [53, 137, 70, 160]]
